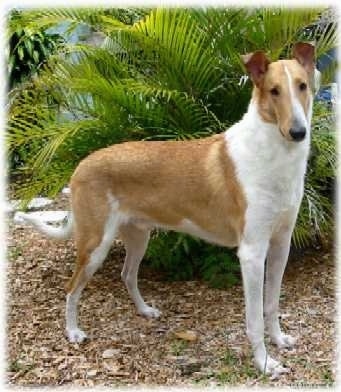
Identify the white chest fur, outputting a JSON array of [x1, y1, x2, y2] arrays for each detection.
[[225, 101, 310, 225]]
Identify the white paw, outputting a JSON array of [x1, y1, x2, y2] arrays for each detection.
[[255, 355, 289, 378], [271, 333, 297, 349], [66, 328, 88, 343], [138, 305, 161, 319]]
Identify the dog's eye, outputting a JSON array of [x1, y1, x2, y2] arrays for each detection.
[[270, 87, 279, 96], [299, 82, 307, 91]]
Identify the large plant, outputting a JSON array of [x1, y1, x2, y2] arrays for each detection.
[[7, 8, 336, 252], [146, 231, 240, 288], [7, 9, 64, 89], [7, 10, 64, 171], [294, 100, 336, 247]]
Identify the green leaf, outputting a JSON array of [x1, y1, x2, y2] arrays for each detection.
[[32, 50, 40, 63], [17, 45, 24, 60], [23, 38, 33, 56]]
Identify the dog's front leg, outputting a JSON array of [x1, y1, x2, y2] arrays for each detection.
[[265, 226, 297, 349], [238, 239, 288, 376]]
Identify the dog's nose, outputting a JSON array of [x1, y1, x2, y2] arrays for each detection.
[[289, 127, 306, 141]]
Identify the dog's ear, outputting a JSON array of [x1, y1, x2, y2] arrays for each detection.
[[241, 51, 270, 88], [292, 42, 315, 74]]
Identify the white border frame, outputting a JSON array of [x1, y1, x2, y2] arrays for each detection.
[[1, 1, 340, 391]]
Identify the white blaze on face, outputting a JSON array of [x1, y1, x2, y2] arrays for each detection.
[[284, 65, 309, 130]]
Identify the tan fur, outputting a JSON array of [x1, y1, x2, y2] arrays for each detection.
[[253, 59, 311, 138], [67, 134, 246, 292], [65, 185, 110, 292]]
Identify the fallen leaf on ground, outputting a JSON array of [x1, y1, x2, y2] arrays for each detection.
[[173, 330, 198, 342]]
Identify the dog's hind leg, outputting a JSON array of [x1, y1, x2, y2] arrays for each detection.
[[120, 224, 160, 318], [65, 196, 122, 343]]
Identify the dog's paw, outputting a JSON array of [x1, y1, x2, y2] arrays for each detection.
[[271, 333, 297, 349], [66, 328, 88, 343], [255, 355, 290, 379], [138, 305, 161, 319]]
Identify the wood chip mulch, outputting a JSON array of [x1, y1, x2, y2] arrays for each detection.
[[6, 194, 336, 387]]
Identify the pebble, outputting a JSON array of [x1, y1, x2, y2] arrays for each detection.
[[86, 369, 97, 377], [102, 348, 121, 359]]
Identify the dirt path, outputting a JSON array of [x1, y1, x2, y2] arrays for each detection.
[[6, 197, 336, 387]]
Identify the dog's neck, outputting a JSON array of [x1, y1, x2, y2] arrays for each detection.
[[224, 94, 313, 198]]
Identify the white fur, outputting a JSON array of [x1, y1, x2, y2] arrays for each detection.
[[224, 76, 313, 374], [284, 65, 308, 130], [16, 211, 73, 240], [120, 226, 161, 319], [85, 195, 125, 277], [65, 286, 87, 343], [226, 99, 310, 222]]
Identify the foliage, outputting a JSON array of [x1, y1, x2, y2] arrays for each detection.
[[293, 101, 336, 247], [7, 10, 64, 172], [7, 9, 64, 89], [146, 231, 240, 288]]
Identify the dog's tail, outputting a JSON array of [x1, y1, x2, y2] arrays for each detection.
[[16, 211, 74, 240]]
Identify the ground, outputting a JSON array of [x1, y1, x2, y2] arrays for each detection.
[[6, 194, 336, 387]]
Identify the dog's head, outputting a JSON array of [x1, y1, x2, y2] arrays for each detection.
[[242, 42, 316, 142]]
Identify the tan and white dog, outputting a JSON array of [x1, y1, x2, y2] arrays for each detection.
[[19, 42, 318, 376]]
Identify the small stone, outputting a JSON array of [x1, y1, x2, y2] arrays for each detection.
[[280, 313, 291, 319], [86, 369, 97, 377], [102, 348, 120, 359], [325, 313, 335, 322], [307, 308, 318, 316], [62, 187, 71, 194], [103, 361, 120, 373]]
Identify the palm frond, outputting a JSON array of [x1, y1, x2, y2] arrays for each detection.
[[8, 5, 337, 242], [259, 8, 322, 58], [18, 8, 146, 37]]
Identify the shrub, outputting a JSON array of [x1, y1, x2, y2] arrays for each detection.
[[145, 231, 240, 288], [293, 100, 336, 247], [7, 9, 64, 89], [7, 10, 64, 171]]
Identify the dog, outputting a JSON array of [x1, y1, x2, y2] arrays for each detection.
[[18, 42, 318, 376]]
